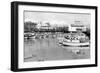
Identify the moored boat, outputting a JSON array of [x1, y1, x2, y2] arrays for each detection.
[[58, 32, 90, 47], [62, 41, 89, 47]]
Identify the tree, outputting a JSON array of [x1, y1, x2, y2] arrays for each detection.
[[24, 21, 37, 32]]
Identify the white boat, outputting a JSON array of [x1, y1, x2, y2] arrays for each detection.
[[62, 41, 89, 47], [58, 32, 90, 47]]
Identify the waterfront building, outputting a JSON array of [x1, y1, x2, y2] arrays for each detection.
[[68, 21, 86, 32]]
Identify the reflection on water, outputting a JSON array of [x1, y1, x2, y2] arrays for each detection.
[[24, 38, 90, 62]]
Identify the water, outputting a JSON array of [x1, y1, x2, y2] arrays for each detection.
[[24, 38, 90, 62]]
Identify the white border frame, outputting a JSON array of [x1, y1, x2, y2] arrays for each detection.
[[18, 5, 95, 68]]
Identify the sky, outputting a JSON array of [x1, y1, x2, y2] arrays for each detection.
[[24, 11, 91, 28]]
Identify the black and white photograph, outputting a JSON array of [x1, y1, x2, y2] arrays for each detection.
[[11, 1, 97, 71], [24, 11, 91, 62]]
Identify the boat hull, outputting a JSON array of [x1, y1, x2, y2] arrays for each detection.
[[60, 41, 90, 47]]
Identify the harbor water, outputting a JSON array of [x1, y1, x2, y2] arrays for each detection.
[[24, 37, 90, 62]]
